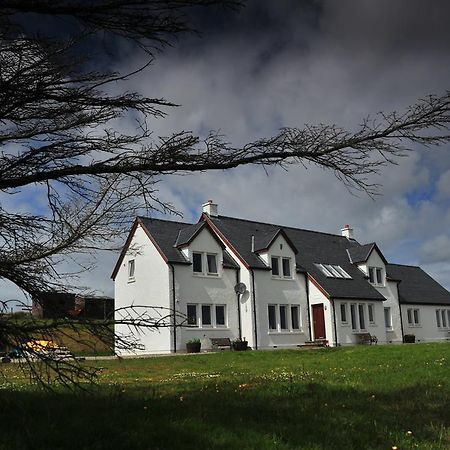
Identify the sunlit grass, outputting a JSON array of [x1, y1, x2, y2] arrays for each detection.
[[1, 343, 449, 449]]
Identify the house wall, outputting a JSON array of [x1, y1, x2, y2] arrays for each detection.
[[333, 299, 386, 345], [401, 304, 450, 342], [114, 224, 171, 355], [358, 250, 403, 344], [308, 280, 335, 346], [172, 228, 240, 351], [252, 234, 308, 349]]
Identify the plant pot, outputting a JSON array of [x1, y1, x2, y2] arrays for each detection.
[[232, 341, 248, 351], [186, 342, 201, 353], [403, 334, 415, 343]]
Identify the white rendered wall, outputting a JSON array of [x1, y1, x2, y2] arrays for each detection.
[[253, 234, 309, 349], [357, 250, 403, 343], [114, 224, 171, 355], [401, 304, 450, 342], [308, 281, 335, 346], [172, 228, 240, 351]]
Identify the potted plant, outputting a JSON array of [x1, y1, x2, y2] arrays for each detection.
[[232, 338, 248, 351], [186, 338, 201, 353], [403, 334, 416, 343]]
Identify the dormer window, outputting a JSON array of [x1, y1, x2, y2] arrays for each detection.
[[271, 256, 292, 278], [192, 252, 218, 276], [368, 267, 384, 286]]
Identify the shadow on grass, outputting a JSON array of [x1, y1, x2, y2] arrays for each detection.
[[0, 382, 449, 450]]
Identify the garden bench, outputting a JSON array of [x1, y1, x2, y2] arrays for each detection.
[[210, 338, 231, 351], [356, 333, 378, 345]]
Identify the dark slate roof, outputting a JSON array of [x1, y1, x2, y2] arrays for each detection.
[[138, 217, 191, 264], [174, 222, 205, 247], [347, 243, 375, 263], [209, 215, 385, 301], [138, 217, 233, 268], [387, 264, 450, 305]]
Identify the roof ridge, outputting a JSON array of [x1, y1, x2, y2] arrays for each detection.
[[137, 216, 194, 226], [387, 263, 421, 269], [216, 214, 357, 240]]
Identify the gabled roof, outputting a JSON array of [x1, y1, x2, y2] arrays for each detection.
[[387, 264, 450, 305], [206, 215, 386, 301], [253, 228, 298, 254], [347, 242, 388, 265], [174, 222, 205, 247], [111, 217, 237, 280]]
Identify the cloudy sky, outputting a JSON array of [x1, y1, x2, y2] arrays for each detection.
[[3, 0, 450, 304]]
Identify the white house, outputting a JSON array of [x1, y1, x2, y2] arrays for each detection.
[[112, 201, 450, 354]]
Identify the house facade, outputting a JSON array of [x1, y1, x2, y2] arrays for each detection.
[[112, 201, 450, 354]]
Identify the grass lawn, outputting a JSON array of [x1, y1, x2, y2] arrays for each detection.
[[1, 343, 449, 450]]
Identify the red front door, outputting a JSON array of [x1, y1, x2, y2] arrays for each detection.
[[312, 304, 326, 340]]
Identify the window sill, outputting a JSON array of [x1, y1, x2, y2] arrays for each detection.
[[185, 327, 230, 331], [127, 278, 135, 284], [386, 327, 394, 332], [192, 273, 220, 278], [268, 331, 304, 335], [271, 276, 295, 281]]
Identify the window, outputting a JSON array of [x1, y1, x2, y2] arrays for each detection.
[[128, 259, 135, 280], [271, 257, 280, 276], [268, 304, 301, 332], [315, 263, 352, 279], [271, 257, 292, 278], [384, 307, 392, 329], [436, 309, 450, 329], [192, 252, 202, 273], [192, 252, 218, 276], [201, 305, 212, 326], [407, 308, 420, 326], [291, 306, 300, 330], [187, 304, 197, 326], [268, 305, 277, 330], [187, 303, 227, 328], [358, 304, 366, 330], [368, 304, 375, 324], [350, 304, 357, 330], [282, 258, 291, 277], [340, 303, 348, 324], [280, 305, 288, 330], [368, 267, 384, 286], [215, 305, 226, 326], [206, 254, 218, 274], [350, 303, 369, 331]]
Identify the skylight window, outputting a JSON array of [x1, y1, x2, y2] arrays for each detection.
[[315, 263, 352, 279]]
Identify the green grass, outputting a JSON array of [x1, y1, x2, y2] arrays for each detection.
[[1, 343, 450, 449]]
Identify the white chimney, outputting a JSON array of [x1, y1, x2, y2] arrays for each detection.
[[341, 224, 355, 240], [202, 199, 218, 217]]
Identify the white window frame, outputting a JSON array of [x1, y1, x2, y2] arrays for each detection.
[[436, 308, 450, 330], [128, 259, 135, 282], [268, 303, 302, 333], [271, 256, 293, 279], [407, 308, 421, 327], [192, 252, 219, 277], [340, 303, 348, 325], [384, 307, 392, 330], [368, 266, 385, 287], [186, 303, 227, 328], [368, 303, 375, 325], [350, 302, 368, 332]]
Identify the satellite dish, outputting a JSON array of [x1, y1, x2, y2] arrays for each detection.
[[234, 282, 247, 295]]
